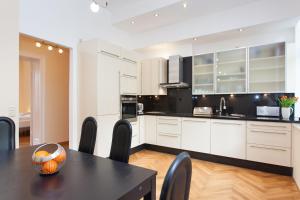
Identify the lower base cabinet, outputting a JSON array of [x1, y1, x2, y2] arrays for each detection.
[[131, 121, 140, 148], [293, 125, 300, 188], [95, 114, 120, 157], [145, 116, 157, 145], [247, 144, 291, 167], [156, 117, 181, 148], [181, 118, 211, 153], [211, 120, 246, 159]]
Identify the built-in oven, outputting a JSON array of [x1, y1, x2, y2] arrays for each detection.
[[121, 95, 137, 122]]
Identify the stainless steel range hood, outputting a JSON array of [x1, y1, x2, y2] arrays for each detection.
[[160, 55, 189, 88]]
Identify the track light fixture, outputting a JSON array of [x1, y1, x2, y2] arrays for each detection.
[[90, 0, 108, 13]]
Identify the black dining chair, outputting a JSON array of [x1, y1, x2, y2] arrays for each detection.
[[109, 119, 132, 163], [160, 152, 192, 200], [0, 117, 15, 151], [78, 117, 97, 154]]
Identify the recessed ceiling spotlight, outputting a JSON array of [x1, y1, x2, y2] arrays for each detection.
[[48, 45, 53, 51], [35, 42, 42, 48], [193, 38, 197, 41], [58, 48, 64, 54], [131, 21, 135, 24], [90, 1, 100, 13], [239, 28, 244, 32], [183, 2, 187, 8], [154, 13, 159, 17]]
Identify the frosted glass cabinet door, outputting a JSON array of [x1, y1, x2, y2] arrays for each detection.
[[216, 48, 247, 93], [193, 53, 214, 94], [249, 42, 285, 92]]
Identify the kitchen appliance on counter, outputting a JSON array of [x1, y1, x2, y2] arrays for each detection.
[[121, 95, 137, 122], [256, 106, 280, 117], [137, 103, 144, 114], [193, 107, 213, 116]]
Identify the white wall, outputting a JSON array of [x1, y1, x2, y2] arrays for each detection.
[[0, 0, 19, 147], [19, 0, 135, 149]]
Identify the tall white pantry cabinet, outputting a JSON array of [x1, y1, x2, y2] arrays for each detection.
[[78, 39, 138, 157]]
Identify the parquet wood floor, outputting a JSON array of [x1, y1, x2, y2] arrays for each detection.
[[129, 150, 300, 200]]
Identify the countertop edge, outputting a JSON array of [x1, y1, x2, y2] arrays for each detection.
[[138, 113, 300, 124]]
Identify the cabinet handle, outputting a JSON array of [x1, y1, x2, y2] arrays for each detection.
[[183, 120, 208, 123], [158, 122, 178, 126], [250, 124, 287, 129], [250, 129, 287, 135], [249, 145, 287, 152], [158, 132, 179, 137], [122, 57, 137, 64], [213, 122, 242, 126], [101, 50, 119, 58], [122, 74, 137, 79]]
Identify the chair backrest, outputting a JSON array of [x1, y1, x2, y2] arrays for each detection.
[[0, 117, 15, 151], [160, 152, 192, 200], [78, 117, 97, 154], [109, 120, 132, 163]]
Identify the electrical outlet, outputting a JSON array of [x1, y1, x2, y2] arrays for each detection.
[[8, 106, 16, 117]]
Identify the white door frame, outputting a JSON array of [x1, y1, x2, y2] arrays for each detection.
[[19, 52, 46, 145]]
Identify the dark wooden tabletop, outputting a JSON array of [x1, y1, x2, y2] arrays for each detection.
[[0, 147, 157, 200]]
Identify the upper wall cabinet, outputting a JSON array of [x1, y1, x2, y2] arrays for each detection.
[[249, 43, 285, 93], [141, 58, 167, 95], [216, 48, 247, 94], [193, 53, 214, 94], [192, 42, 286, 95]]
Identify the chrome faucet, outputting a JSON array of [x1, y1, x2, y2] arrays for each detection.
[[219, 97, 227, 114]]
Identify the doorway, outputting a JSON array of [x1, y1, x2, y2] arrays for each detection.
[[19, 34, 70, 148], [19, 56, 43, 147]]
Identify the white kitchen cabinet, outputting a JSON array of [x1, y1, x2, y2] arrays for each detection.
[[211, 119, 246, 159], [78, 39, 139, 154], [97, 52, 121, 115], [193, 53, 215, 94], [141, 58, 167, 95], [95, 114, 120, 157], [144, 116, 157, 145], [293, 124, 300, 188], [120, 74, 137, 95], [247, 121, 291, 148], [138, 116, 145, 144], [181, 118, 211, 153], [249, 42, 285, 93], [157, 117, 181, 149], [131, 121, 140, 148], [216, 48, 247, 93], [246, 121, 292, 166], [247, 144, 291, 167]]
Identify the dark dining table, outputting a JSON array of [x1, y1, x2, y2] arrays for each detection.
[[0, 147, 157, 200]]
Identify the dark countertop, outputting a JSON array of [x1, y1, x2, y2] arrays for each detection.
[[139, 112, 300, 123]]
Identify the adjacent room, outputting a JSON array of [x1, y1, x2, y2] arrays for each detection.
[[19, 34, 70, 147], [1, 0, 300, 200]]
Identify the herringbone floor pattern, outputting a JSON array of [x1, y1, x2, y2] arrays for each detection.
[[129, 150, 300, 200]]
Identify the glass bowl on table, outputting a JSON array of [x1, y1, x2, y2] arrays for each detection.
[[32, 143, 66, 176]]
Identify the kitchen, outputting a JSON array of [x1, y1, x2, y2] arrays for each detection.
[[78, 22, 300, 196], [2, 0, 300, 199]]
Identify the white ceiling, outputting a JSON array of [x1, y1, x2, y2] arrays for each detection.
[[136, 18, 299, 58], [108, 0, 262, 33]]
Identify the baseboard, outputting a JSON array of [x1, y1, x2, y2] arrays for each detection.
[[130, 144, 146, 155], [131, 143, 293, 176]]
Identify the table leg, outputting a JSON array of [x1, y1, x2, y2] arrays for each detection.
[[144, 176, 156, 200]]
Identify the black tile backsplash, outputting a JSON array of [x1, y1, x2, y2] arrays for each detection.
[[138, 56, 295, 116]]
